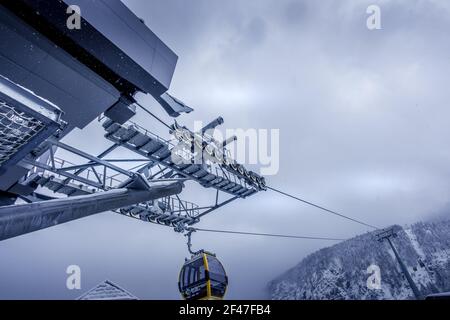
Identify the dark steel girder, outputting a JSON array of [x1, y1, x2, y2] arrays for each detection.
[[0, 181, 183, 241]]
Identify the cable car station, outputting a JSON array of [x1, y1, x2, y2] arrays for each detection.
[[0, 0, 267, 300]]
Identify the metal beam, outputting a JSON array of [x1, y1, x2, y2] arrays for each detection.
[[58, 163, 101, 172], [22, 159, 104, 189], [377, 228, 423, 300], [386, 237, 423, 300], [0, 182, 183, 241], [62, 144, 119, 184], [50, 139, 132, 178]]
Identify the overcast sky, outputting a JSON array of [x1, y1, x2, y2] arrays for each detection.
[[1, 0, 450, 299]]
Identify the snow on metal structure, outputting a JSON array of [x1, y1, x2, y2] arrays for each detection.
[[0, 175, 183, 241], [0, 0, 266, 241], [102, 118, 265, 198], [0, 75, 63, 171]]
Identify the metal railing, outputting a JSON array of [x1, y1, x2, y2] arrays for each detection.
[[103, 117, 254, 192], [24, 144, 202, 220], [160, 196, 200, 218], [0, 101, 45, 165], [27, 156, 125, 190]]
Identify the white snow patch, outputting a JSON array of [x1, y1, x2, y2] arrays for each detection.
[[404, 228, 425, 260]]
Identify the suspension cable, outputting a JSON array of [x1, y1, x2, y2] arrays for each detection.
[[191, 227, 346, 241], [135, 102, 172, 130], [267, 186, 379, 230], [134, 101, 378, 231]]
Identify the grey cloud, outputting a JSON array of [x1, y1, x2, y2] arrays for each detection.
[[1, 0, 450, 299]]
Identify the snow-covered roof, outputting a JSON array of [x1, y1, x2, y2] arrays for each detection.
[[77, 280, 138, 300]]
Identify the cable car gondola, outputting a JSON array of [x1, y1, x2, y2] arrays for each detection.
[[178, 231, 228, 300]]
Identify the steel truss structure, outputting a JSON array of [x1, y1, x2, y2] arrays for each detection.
[[11, 111, 264, 232], [0, 0, 266, 242]]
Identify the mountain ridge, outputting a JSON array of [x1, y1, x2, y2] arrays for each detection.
[[268, 219, 450, 300]]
